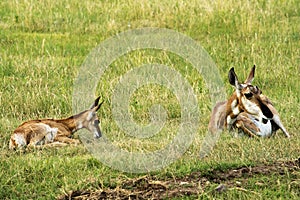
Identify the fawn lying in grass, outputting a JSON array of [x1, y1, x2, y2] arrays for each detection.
[[9, 96, 103, 149]]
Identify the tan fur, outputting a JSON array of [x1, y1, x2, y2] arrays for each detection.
[[9, 97, 103, 149]]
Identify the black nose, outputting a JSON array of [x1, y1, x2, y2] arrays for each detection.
[[94, 132, 102, 139]]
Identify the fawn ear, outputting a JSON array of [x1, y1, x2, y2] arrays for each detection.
[[228, 67, 240, 88], [245, 65, 256, 84], [90, 96, 101, 109], [95, 100, 104, 112]]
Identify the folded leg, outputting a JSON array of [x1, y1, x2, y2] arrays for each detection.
[[235, 112, 272, 137], [235, 112, 260, 137], [54, 136, 81, 145]]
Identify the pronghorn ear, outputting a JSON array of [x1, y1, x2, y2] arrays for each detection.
[[95, 100, 104, 112], [258, 100, 273, 119], [90, 96, 101, 109], [228, 67, 239, 87], [245, 65, 256, 84]]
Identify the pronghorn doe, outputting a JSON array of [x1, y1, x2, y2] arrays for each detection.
[[208, 66, 290, 138], [9, 96, 103, 149]]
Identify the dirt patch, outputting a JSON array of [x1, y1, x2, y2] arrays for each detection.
[[57, 158, 300, 200]]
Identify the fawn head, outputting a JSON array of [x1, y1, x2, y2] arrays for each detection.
[[79, 96, 104, 138]]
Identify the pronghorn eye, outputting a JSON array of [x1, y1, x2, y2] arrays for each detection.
[[94, 119, 100, 125], [250, 86, 260, 94], [244, 92, 253, 99]]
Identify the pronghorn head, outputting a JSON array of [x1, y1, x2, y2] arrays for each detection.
[[77, 96, 104, 138], [228, 65, 273, 120]]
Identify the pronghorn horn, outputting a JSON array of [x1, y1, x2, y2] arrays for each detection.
[[245, 65, 256, 84]]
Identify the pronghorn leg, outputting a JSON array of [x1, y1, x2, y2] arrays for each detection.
[[54, 136, 81, 145], [272, 115, 290, 138], [28, 135, 80, 148], [235, 113, 260, 138], [27, 141, 68, 149], [28, 134, 48, 147], [27, 125, 58, 147]]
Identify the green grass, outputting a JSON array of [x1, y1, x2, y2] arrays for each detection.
[[0, 0, 299, 199]]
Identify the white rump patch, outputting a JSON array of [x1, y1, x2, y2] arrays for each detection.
[[12, 134, 27, 148]]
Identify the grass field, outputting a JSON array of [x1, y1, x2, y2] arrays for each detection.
[[0, 0, 299, 199]]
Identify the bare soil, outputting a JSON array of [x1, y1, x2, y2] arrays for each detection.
[[58, 158, 300, 200]]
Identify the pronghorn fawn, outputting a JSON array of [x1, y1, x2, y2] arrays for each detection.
[[208, 66, 290, 138], [9, 96, 103, 150]]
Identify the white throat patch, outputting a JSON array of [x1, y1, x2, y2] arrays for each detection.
[[241, 97, 264, 120], [231, 99, 240, 115]]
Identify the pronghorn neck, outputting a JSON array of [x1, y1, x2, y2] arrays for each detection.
[[225, 91, 243, 128], [56, 111, 87, 133], [56, 117, 77, 133], [230, 92, 242, 115]]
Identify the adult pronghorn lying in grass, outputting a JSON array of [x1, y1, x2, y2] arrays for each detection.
[[208, 66, 290, 138], [9, 96, 103, 150]]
